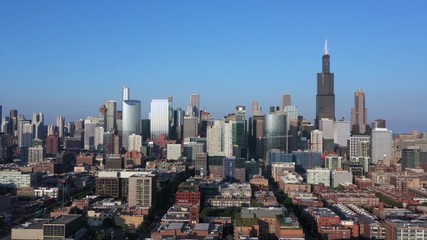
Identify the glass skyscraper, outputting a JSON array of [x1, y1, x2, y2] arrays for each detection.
[[122, 100, 141, 149], [150, 99, 170, 140]]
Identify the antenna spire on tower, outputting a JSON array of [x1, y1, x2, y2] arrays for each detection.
[[324, 39, 329, 55]]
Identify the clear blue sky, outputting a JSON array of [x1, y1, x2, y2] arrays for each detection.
[[1, 1, 426, 133]]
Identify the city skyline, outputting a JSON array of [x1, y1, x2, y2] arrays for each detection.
[[1, 1, 426, 133]]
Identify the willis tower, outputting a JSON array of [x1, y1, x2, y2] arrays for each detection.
[[315, 40, 335, 128]]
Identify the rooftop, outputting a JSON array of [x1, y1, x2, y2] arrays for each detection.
[[46, 215, 82, 225], [235, 213, 258, 227]]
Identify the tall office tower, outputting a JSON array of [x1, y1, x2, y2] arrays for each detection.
[[199, 111, 211, 138], [28, 146, 44, 165], [371, 119, 386, 130], [128, 174, 156, 208], [1, 117, 10, 134], [141, 119, 150, 141], [183, 116, 198, 139], [171, 108, 185, 141], [248, 115, 265, 159], [94, 126, 104, 151], [17, 118, 29, 147], [195, 152, 207, 176], [371, 128, 393, 165], [45, 135, 59, 155], [84, 117, 103, 150], [349, 135, 371, 158], [47, 125, 55, 137], [102, 131, 114, 160], [252, 101, 262, 116], [315, 40, 335, 128], [190, 93, 200, 117], [22, 122, 34, 148], [311, 130, 323, 153], [207, 120, 223, 155], [122, 100, 141, 149], [128, 134, 142, 152], [31, 113, 44, 140], [105, 100, 117, 132], [334, 118, 351, 147], [10, 110, 18, 136], [0, 105, 2, 132], [56, 116, 65, 138], [150, 99, 170, 140], [319, 118, 334, 139], [351, 89, 368, 135], [264, 112, 288, 158], [68, 122, 76, 137], [282, 94, 292, 110]]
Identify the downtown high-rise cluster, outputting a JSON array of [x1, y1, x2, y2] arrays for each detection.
[[1, 42, 427, 240]]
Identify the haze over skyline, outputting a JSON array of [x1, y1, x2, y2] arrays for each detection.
[[1, 1, 426, 133]]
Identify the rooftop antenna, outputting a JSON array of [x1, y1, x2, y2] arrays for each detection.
[[324, 39, 329, 55]]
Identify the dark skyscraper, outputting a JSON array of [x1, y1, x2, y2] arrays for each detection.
[[315, 40, 335, 128]]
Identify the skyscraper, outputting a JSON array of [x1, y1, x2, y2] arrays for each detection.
[[150, 99, 170, 140], [190, 93, 200, 118], [252, 101, 262, 116], [351, 89, 368, 135], [315, 40, 335, 128], [10, 109, 18, 136], [264, 112, 288, 157], [282, 94, 292, 111], [122, 100, 141, 149], [0, 105, 2, 132], [105, 100, 117, 132], [56, 116, 65, 138], [122, 86, 130, 101], [371, 128, 393, 165]]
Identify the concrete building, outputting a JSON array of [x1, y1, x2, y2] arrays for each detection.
[[84, 117, 103, 150], [311, 130, 323, 153], [183, 116, 198, 139], [56, 116, 65, 138], [351, 89, 368, 135], [349, 135, 371, 158], [128, 174, 156, 208], [325, 155, 343, 170], [167, 144, 181, 160], [306, 168, 331, 187], [334, 118, 351, 147], [28, 146, 44, 165], [371, 128, 393, 164], [194, 152, 207, 176], [105, 100, 117, 132], [128, 134, 142, 152], [94, 126, 104, 151], [42, 215, 84, 240], [0, 171, 33, 188], [207, 120, 223, 155], [331, 170, 353, 187], [319, 118, 334, 140]]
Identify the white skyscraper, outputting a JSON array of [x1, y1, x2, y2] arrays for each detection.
[[94, 126, 104, 151], [371, 128, 393, 165], [122, 100, 141, 149], [311, 130, 323, 153], [150, 99, 170, 140], [22, 122, 34, 148], [84, 117, 104, 150], [56, 116, 65, 138], [207, 120, 223, 155], [334, 119, 351, 146], [222, 121, 234, 158], [105, 100, 117, 132], [319, 118, 334, 139], [128, 134, 142, 152]]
